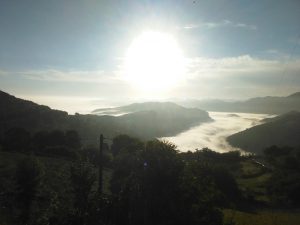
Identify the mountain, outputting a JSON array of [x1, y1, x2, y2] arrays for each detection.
[[0, 90, 69, 135], [0, 91, 212, 144], [227, 111, 300, 154], [93, 102, 212, 138], [92, 101, 202, 115], [177, 92, 300, 114]]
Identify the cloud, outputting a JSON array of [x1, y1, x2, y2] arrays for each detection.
[[2, 55, 300, 102], [265, 49, 281, 55], [162, 112, 270, 152], [20, 69, 120, 84], [186, 55, 300, 78], [288, 36, 300, 45], [182, 24, 200, 29], [263, 49, 292, 59], [182, 20, 257, 30], [172, 55, 300, 99], [0, 70, 9, 76]]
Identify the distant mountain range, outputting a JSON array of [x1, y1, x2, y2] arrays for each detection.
[[0, 91, 212, 144], [227, 111, 300, 154], [177, 92, 300, 114]]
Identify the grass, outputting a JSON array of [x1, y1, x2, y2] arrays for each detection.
[[223, 209, 300, 225], [240, 160, 264, 176], [0, 150, 112, 194], [236, 159, 272, 202], [0, 150, 113, 225], [227, 159, 300, 225]]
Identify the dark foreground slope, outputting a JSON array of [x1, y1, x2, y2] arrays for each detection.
[[227, 111, 300, 154], [0, 91, 211, 143]]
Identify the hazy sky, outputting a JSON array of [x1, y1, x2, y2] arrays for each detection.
[[1, 0, 300, 113]]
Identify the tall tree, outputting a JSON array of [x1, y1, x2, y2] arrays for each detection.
[[15, 155, 44, 224]]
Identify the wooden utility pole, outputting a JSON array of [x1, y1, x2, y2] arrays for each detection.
[[99, 134, 104, 194]]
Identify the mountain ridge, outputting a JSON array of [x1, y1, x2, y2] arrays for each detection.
[[176, 92, 300, 114], [227, 110, 300, 154]]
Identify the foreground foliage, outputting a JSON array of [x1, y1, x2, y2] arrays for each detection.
[[0, 133, 300, 225]]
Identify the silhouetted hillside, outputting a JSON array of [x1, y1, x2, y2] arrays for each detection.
[[116, 103, 211, 137], [92, 102, 212, 138], [178, 92, 300, 114], [0, 90, 69, 136], [227, 111, 300, 153], [0, 91, 212, 143], [93, 101, 207, 116]]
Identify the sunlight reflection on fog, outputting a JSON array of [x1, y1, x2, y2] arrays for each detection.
[[161, 112, 275, 153]]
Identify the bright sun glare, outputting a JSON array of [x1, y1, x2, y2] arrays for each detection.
[[124, 31, 185, 92]]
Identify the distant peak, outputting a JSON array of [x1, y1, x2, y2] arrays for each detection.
[[287, 92, 300, 98]]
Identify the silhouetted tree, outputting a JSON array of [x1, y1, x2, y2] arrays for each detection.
[[48, 130, 65, 146], [180, 161, 224, 225], [69, 160, 96, 225], [110, 138, 224, 225], [265, 146, 300, 207], [14, 155, 44, 224], [32, 130, 50, 150], [111, 134, 143, 157], [65, 130, 81, 149], [2, 127, 31, 152]]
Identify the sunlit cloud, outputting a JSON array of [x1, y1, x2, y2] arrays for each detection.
[[182, 20, 257, 30], [182, 24, 200, 29], [169, 55, 300, 99], [186, 55, 300, 78], [20, 70, 119, 83]]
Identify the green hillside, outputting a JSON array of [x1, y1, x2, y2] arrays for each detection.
[[227, 111, 300, 154]]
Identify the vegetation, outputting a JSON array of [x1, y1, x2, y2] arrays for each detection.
[[0, 133, 231, 225], [227, 111, 300, 154], [1, 129, 299, 225], [223, 209, 300, 225]]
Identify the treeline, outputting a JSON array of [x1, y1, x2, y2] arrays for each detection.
[[1, 128, 81, 158], [264, 145, 300, 207], [0, 132, 300, 225], [0, 133, 245, 225]]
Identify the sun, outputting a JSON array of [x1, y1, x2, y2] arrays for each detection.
[[124, 31, 185, 92]]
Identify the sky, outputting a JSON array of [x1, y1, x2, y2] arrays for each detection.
[[1, 0, 300, 113]]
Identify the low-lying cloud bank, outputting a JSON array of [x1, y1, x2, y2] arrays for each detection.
[[161, 112, 274, 153]]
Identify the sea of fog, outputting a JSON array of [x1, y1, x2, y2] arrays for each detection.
[[161, 112, 275, 153]]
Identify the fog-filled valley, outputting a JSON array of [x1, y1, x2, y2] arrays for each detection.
[[162, 112, 274, 152]]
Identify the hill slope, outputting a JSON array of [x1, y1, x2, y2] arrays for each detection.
[[0, 90, 69, 135], [227, 111, 300, 153], [0, 91, 212, 143], [113, 102, 212, 137]]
